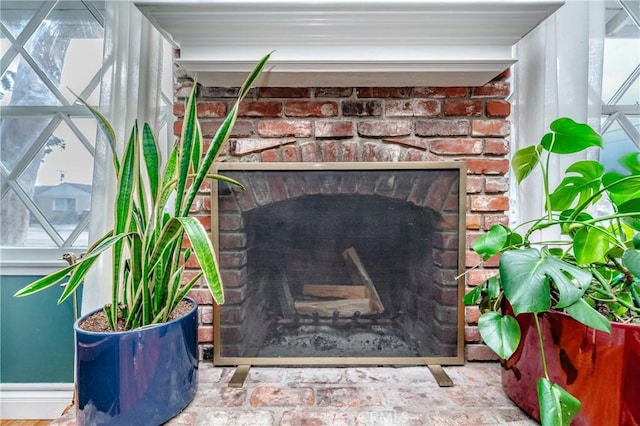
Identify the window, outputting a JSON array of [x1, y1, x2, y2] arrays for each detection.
[[601, 1, 640, 171], [53, 198, 76, 212], [0, 1, 105, 261]]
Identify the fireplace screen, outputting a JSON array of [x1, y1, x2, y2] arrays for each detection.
[[213, 162, 466, 366]]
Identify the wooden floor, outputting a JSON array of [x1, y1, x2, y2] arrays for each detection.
[[0, 421, 50, 426]]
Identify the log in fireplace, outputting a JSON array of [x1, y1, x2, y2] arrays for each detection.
[[213, 162, 466, 371]]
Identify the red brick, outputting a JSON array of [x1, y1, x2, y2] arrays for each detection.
[[382, 137, 427, 150], [483, 213, 510, 229], [281, 411, 350, 425], [174, 101, 226, 118], [466, 251, 500, 270], [485, 176, 509, 193], [173, 120, 182, 137], [198, 120, 254, 138], [258, 87, 311, 98], [285, 101, 338, 117], [466, 176, 484, 194], [219, 233, 247, 249], [465, 306, 482, 325], [181, 270, 204, 287], [465, 250, 482, 267], [430, 138, 483, 155], [486, 100, 511, 117], [385, 99, 440, 117], [238, 101, 282, 117], [404, 148, 427, 162], [466, 231, 484, 249], [315, 87, 353, 97], [315, 121, 353, 138], [187, 195, 209, 213], [472, 120, 510, 137], [466, 343, 500, 361], [218, 214, 242, 231], [258, 120, 312, 138], [467, 269, 499, 286], [199, 86, 243, 98], [471, 81, 511, 98], [470, 196, 509, 212], [466, 214, 482, 230], [174, 81, 195, 99], [321, 141, 339, 162], [300, 141, 320, 162], [485, 138, 510, 155], [198, 326, 213, 343], [260, 149, 279, 162], [492, 67, 511, 81], [187, 288, 214, 305], [357, 120, 412, 137], [250, 386, 315, 407], [224, 287, 246, 304], [229, 138, 292, 156], [356, 87, 411, 98], [198, 102, 227, 117], [415, 119, 470, 136], [194, 214, 211, 231], [483, 253, 502, 268], [361, 142, 379, 162], [415, 87, 467, 98], [342, 100, 382, 116], [282, 145, 299, 162], [377, 144, 403, 162], [444, 100, 483, 117], [219, 252, 247, 269], [465, 326, 481, 343], [341, 141, 359, 162], [465, 158, 510, 175], [200, 306, 213, 324], [316, 387, 383, 407]]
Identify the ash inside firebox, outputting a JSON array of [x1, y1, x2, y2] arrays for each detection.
[[256, 323, 421, 358]]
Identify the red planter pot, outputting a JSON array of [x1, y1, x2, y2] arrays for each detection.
[[501, 310, 640, 425]]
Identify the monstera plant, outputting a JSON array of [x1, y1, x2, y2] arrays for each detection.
[[464, 118, 640, 425]]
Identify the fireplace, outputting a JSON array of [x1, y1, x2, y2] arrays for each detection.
[[213, 162, 465, 365], [136, 0, 563, 364]]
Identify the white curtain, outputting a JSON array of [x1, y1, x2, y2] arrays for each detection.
[[81, 2, 168, 314], [510, 0, 605, 239]]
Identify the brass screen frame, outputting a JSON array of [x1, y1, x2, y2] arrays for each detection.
[[212, 161, 466, 366]]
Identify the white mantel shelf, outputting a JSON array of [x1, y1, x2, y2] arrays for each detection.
[[134, 0, 564, 87]]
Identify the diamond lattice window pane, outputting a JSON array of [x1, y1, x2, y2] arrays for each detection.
[[601, 118, 640, 173], [0, 3, 39, 39], [23, 4, 104, 105], [0, 117, 54, 174], [0, 54, 61, 106], [603, 38, 640, 104], [29, 120, 94, 246]]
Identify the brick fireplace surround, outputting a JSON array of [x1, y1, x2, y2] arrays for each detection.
[[175, 67, 511, 364]]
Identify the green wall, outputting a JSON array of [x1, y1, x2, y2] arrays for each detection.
[[1, 275, 78, 383]]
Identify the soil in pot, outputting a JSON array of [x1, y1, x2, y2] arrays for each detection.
[[78, 299, 194, 332]]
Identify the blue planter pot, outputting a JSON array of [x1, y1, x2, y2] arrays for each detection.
[[74, 298, 198, 425]]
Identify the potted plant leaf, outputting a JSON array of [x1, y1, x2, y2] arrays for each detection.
[[464, 118, 640, 426], [14, 53, 271, 425]]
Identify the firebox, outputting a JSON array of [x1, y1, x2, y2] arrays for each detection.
[[213, 162, 466, 367]]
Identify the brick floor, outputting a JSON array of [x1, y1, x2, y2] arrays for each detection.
[[50, 362, 537, 425]]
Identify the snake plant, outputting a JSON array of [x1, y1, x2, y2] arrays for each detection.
[[15, 53, 271, 330]]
